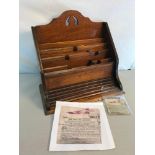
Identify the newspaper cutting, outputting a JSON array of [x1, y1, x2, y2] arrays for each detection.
[[49, 101, 115, 151], [57, 106, 101, 144]]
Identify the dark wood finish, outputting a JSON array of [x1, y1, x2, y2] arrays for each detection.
[[32, 10, 124, 115]]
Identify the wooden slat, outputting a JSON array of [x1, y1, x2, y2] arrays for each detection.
[[44, 62, 113, 90], [48, 87, 118, 104], [45, 77, 116, 105], [40, 43, 108, 58], [48, 83, 114, 101], [47, 79, 114, 98], [41, 49, 109, 61], [66, 88, 118, 101], [42, 58, 112, 72], [75, 90, 124, 102], [43, 65, 68, 73], [45, 62, 113, 77], [39, 38, 105, 50], [77, 43, 106, 51], [47, 87, 120, 105], [47, 77, 111, 93], [47, 88, 122, 109], [41, 50, 109, 69]]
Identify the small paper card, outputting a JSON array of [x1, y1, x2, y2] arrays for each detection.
[[103, 95, 131, 115]]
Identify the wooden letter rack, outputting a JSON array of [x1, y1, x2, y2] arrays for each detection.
[[32, 10, 124, 115]]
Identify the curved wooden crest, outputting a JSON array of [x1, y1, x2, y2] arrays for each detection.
[[33, 10, 105, 44]]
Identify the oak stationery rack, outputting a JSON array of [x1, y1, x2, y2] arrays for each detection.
[[32, 10, 124, 115]]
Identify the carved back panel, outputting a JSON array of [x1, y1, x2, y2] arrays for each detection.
[[34, 10, 105, 44]]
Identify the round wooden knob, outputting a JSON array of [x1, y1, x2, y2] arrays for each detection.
[[65, 55, 70, 60]]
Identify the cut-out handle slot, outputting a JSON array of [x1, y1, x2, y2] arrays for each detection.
[[65, 16, 70, 26], [65, 16, 79, 26], [73, 16, 78, 25]]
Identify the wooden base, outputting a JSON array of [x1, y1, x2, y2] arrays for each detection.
[[39, 78, 124, 115]]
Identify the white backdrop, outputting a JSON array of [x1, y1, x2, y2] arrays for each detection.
[[19, 0, 135, 73]]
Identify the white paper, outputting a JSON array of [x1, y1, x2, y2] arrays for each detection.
[[49, 101, 115, 151]]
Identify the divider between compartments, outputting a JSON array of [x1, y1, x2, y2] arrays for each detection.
[[44, 62, 114, 90], [38, 38, 105, 50]]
